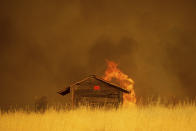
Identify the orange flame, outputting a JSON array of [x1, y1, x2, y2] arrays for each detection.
[[103, 60, 136, 106]]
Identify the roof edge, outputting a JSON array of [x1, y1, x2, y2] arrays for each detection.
[[57, 75, 131, 96]]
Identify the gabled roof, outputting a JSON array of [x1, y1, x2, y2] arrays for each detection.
[[57, 75, 130, 96]]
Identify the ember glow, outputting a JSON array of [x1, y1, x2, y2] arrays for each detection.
[[103, 60, 136, 106], [94, 85, 100, 90]]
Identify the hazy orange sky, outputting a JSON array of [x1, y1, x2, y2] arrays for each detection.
[[0, 0, 196, 105]]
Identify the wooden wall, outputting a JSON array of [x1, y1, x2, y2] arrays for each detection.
[[72, 77, 123, 108]]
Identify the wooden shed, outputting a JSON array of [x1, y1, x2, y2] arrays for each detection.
[[57, 75, 130, 108]]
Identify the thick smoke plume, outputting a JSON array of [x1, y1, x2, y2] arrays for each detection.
[[0, 0, 196, 105]]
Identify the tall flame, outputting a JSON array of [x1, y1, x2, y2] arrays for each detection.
[[103, 60, 136, 106]]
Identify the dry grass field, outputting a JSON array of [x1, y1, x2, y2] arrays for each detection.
[[0, 103, 196, 131]]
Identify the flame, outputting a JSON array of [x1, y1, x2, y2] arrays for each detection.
[[103, 60, 136, 107]]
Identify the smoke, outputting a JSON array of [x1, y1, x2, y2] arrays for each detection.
[[87, 36, 137, 74], [164, 29, 196, 97], [0, 0, 196, 105]]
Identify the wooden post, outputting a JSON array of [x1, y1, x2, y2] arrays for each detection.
[[72, 87, 75, 109], [120, 92, 123, 106]]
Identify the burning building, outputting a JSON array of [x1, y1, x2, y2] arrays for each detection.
[[57, 75, 130, 108], [58, 60, 136, 108]]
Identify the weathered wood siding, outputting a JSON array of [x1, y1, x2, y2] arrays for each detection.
[[72, 77, 122, 108]]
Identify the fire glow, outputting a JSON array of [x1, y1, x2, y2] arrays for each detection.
[[103, 60, 136, 106], [94, 85, 100, 90]]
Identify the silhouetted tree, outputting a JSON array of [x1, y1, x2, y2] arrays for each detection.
[[35, 96, 48, 113]]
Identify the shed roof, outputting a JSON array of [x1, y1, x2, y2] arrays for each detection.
[[57, 75, 130, 96]]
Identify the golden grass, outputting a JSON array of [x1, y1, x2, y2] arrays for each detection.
[[0, 104, 196, 131]]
